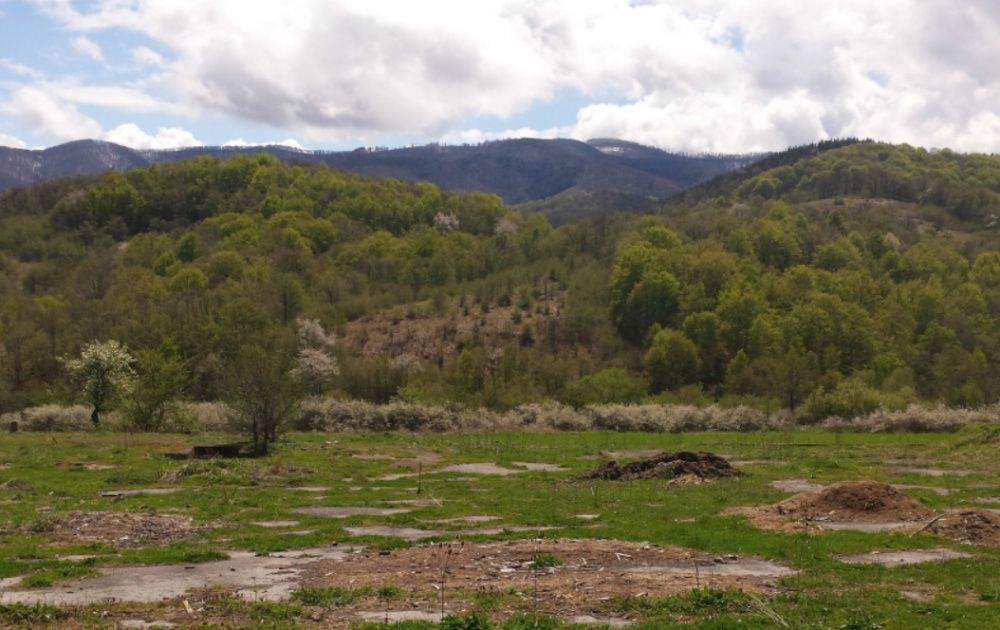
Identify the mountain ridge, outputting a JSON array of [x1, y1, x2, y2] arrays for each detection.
[[0, 137, 760, 223]]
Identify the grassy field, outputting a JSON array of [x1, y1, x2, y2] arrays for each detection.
[[0, 427, 998, 628]]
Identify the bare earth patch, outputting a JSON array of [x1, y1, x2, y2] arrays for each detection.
[[99, 488, 181, 498], [292, 506, 411, 518], [512, 462, 567, 472], [44, 511, 207, 548], [301, 538, 795, 617], [730, 481, 934, 534], [770, 479, 824, 493], [836, 548, 972, 566], [0, 546, 353, 605], [925, 509, 1000, 545], [893, 467, 974, 477]]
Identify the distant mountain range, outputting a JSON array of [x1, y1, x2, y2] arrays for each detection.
[[0, 138, 762, 223]]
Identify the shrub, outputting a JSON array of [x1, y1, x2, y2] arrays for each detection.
[[1, 405, 92, 431]]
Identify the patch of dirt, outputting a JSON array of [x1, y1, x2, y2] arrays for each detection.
[[925, 509, 1000, 545], [252, 520, 300, 528], [890, 484, 950, 496], [59, 462, 118, 471], [0, 479, 34, 492], [100, 488, 181, 498], [512, 461, 567, 472], [836, 548, 971, 566], [301, 538, 794, 617], [343, 524, 558, 541], [0, 546, 353, 605], [573, 451, 741, 483], [770, 479, 823, 493], [438, 462, 523, 475], [292, 506, 411, 518], [731, 481, 935, 533], [45, 511, 207, 548], [893, 467, 973, 477]]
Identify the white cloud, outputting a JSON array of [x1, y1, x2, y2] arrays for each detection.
[[71, 35, 103, 62], [28, 0, 1000, 152], [0, 133, 27, 149], [0, 57, 42, 78], [104, 123, 201, 149], [131, 46, 163, 66], [3, 86, 102, 141]]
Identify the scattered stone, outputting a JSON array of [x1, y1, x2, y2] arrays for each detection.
[[286, 486, 326, 492], [575, 514, 600, 520], [292, 506, 410, 518], [730, 460, 785, 467], [837, 548, 971, 566], [975, 497, 1000, 504], [623, 557, 797, 577], [573, 451, 741, 483]]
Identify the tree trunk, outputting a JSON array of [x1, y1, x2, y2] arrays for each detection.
[[91, 406, 100, 427]]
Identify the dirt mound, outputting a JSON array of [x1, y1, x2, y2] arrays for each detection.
[[775, 481, 934, 523], [730, 481, 936, 533], [46, 511, 207, 548], [926, 509, 1000, 546], [573, 451, 740, 483]]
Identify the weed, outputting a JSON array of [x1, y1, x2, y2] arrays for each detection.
[[378, 583, 402, 599], [441, 612, 493, 630], [292, 586, 371, 606], [0, 603, 67, 623], [528, 552, 560, 569]]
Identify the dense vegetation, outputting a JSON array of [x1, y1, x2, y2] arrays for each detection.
[[2, 141, 1000, 424]]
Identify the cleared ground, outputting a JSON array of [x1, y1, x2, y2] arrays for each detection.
[[0, 428, 998, 628]]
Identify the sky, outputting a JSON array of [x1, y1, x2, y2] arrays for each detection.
[[1, 0, 1000, 154]]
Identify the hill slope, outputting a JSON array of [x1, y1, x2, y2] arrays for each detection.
[[0, 138, 757, 223]]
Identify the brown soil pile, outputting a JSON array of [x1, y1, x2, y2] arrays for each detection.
[[774, 481, 935, 523], [573, 451, 741, 483], [301, 537, 791, 618], [46, 511, 206, 548], [730, 481, 935, 533], [926, 509, 1000, 546]]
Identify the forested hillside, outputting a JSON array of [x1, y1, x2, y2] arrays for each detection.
[[2, 141, 1000, 421]]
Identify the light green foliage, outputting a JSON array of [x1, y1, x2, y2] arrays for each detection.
[[61, 340, 135, 426], [645, 328, 701, 393]]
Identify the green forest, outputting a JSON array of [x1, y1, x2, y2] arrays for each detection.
[[3, 140, 1000, 426]]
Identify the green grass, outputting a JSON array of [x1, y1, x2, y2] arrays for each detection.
[[0, 429, 998, 628]]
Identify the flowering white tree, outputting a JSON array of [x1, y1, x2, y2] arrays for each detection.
[[293, 319, 339, 392], [63, 340, 136, 427]]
